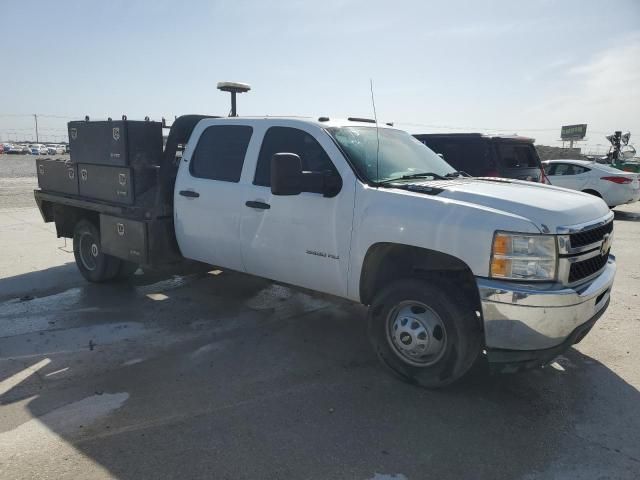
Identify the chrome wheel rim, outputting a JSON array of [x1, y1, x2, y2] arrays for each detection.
[[79, 232, 98, 271], [385, 301, 447, 367]]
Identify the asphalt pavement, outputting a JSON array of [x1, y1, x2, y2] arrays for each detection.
[[1, 154, 639, 479]]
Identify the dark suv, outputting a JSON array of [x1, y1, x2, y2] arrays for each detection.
[[413, 133, 549, 183]]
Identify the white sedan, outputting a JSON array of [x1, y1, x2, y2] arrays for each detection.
[[543, 159, 640, 208]]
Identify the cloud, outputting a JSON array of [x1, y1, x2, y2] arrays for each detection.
[[524, 34, 640, 144]]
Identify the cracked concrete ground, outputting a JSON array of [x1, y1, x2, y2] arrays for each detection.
[[1, 155, 639, 479]]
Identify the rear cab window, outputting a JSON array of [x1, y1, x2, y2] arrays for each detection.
[[190, 125, 253, 182]]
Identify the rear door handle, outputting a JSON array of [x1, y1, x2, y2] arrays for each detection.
[[245, 200, 270, 210], [179, 190, 200, 198]]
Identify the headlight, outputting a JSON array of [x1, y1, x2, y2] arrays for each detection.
[[490, 232, 557, 281]]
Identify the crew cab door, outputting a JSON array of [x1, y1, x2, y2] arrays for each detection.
[[240, 124, 355, 297], [174, 123, 254, 271]]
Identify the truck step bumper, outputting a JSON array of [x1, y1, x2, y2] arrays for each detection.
[[476, 255, 616, 353]]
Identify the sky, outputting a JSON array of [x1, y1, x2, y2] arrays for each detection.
[[1, 0, 639, 152]]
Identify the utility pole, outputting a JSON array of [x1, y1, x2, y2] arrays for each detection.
[[33, 114, 39, 143]]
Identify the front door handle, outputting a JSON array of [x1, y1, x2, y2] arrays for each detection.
[[179, 190, 200, 198], [245, 200, 270, 210]]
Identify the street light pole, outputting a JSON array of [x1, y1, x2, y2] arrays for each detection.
[[34, 114, 39, 143]]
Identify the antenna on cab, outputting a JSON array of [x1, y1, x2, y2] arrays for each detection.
[[217, 81, 251, 117], [370, 79, 380, 184]]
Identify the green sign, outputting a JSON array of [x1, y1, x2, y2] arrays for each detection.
[[561, 124, 587, 140]]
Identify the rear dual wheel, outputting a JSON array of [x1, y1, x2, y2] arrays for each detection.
[[73, 220, 138, 283], [368, 279, 482, 388]]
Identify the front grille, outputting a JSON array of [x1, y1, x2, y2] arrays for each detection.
[[570, 221, 613, 248], [569, 254, 609, 283]]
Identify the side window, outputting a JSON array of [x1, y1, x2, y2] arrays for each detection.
[[497, 144, 538, 168], [436, 143, 462, 169], [554, 163, 583, 176], [448, 142, 491, 177], [429, 142, 490, 177], [254, 127, 338, 187], [190, 125, 253, 182], [420, 139, 442, 156], [544, 164, 556, 175]]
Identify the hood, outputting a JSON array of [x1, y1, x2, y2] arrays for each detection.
[[406, 178, 610, 232]]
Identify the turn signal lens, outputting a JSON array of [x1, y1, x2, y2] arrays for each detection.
[[490, 258, 510, 277], [492, 234, 511, 255]]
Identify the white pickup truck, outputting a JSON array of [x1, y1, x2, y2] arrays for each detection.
[[35, 115, 616, 387]]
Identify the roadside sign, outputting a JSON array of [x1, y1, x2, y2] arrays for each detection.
[[561, 124, 587, 140]]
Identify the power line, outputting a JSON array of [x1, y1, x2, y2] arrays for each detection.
[[397, 122, 612, 136], [0, 113, 76, 119], [397, 122, 560, 132]]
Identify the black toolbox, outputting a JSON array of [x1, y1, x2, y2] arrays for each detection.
[[68, 119, 162, 167], [100, 214, 182, 265], [36, 158, 78, 195], [78, 163, 158, 206], [100, 214, 148, 263]]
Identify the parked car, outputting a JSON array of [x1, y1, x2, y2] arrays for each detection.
[[413, 133, 549, 183], [543, 159, 640, 208], [8, 144, 29, 154], [34, 114, 615, 388], [52, 144, 65, 154], [30, 144, 49, 155], [45, 145, 64, 155]]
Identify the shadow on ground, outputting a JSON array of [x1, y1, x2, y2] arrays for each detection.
[[0, 260, 210, 302], [614, 209, 640, 222], [1, 268, 638, 479]]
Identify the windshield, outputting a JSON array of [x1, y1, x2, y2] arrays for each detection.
[[327, 126, 456, 183]]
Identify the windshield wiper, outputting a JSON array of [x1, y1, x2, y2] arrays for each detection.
[[444, 170, 471, 178], [379, 172, 447, 184]]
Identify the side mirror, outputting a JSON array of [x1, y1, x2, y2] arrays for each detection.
[[271, 153, 302, 195]]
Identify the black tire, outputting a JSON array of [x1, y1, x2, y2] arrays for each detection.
[[115, 260, 139, 280], [368, 279, 482, 388], [73, 219, 121, 283]]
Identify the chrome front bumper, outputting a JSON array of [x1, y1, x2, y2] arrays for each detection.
[[477, 255, 616, 351]]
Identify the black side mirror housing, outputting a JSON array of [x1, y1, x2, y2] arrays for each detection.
[[271, 153, 303, 195], [271, 152, 343, 197]]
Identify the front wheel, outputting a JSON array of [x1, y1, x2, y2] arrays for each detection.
[[368, 279, 482, 388], [73, 219, 121, 282]]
